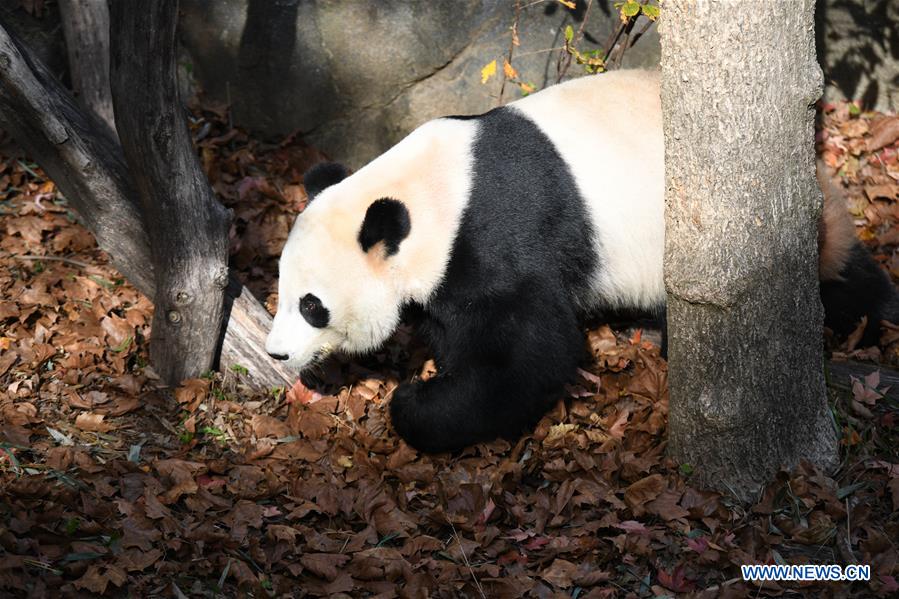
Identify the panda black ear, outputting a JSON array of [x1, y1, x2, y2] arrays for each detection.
[[303, 162, 348, 201], [358, 198, 410, 257]]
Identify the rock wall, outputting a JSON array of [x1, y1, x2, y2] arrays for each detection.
[[178, 0, 660, 167], [816, 0, 899, 112], [2, 0, 896, 167]]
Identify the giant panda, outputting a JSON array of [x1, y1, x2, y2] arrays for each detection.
[[266, 69, 899, 453]]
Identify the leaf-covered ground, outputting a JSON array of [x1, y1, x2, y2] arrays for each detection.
[[1, 100, 898, 598]]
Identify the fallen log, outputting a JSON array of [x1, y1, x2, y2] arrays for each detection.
[[826, 359, 899, 402]]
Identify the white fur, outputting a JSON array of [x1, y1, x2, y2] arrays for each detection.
[[509, 70, 665, 310], [266, 118, 477, 368]]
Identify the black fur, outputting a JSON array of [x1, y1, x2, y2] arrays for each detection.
[[303, 162, 348, 200], [300, 293, 330, 328], [389, 107, 597, 453], [358, 198, 411, 256], [821, 243, 899, 346]]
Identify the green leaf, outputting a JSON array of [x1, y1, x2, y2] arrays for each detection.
[[679, 463, 694, 476], [642, 3, 660, 19], [201, 426, 226, 438], [564, 25, 574, 42], [848, 103, 861, 116], [621, 0, 640, 17], [64, 517, 80, 535], [111, 336, 132, 353], [230, 363, 249, 376], [88, 275, 118, 289]]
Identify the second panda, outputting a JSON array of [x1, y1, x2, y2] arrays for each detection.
[[265, 69, 898, 453]]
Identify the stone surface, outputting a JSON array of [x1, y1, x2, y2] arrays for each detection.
[[816, 0, 899, 112], [2, 0, 896, 166], [179, 0, 661, 167]]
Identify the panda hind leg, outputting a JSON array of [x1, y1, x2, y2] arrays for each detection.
[[821, 242, 899, 346], [390, 289, 584, 453], [389, 371, 516, 453]]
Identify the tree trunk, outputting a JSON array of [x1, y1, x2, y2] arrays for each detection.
[[108, 0, 231, 384], [0, 17, 150, 292], [0, 18, 294, 390], [58, 0, 115, 133], [660, 1, 838, 501]]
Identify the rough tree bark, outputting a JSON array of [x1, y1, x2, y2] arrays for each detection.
[[0, 18, 294, 390], [660, 1, 838, 501], [0, 19, 149, 291], [58, 0, 115, 132], [108, 0, 231, 384]]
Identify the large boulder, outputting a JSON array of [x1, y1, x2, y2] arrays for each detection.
[[3, 0, 895, 167], [179, 0, 661, 167]]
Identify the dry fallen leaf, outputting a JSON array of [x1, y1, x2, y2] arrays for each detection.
[[74, 412, 111, 432], [0, 96, 894, 599], [867, 116, 899, 152]]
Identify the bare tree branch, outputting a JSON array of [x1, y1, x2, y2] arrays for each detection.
[[58, 0, 115, 132], [0, 16, 293, 389]]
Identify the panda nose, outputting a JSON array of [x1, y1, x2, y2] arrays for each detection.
[[268, 352, 289, 361]]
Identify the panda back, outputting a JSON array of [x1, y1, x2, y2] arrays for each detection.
[[430, 106, 598, 309], [509, 69, 666, 311]]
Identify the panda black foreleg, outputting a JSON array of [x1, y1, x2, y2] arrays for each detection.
[[821, 243, 899, 346], [389, 369, 516, 452], [389, 285, 585, 453]]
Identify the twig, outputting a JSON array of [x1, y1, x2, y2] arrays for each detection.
[[7, 253, 100, 272], [520, 0, 549, 10], [556, 0, 594, 83], [600, 16, 627, 66], [447, 520, 486, 599], [610, 22, 635, 69], [498, 0, 522, 106], [627, 14, 656, 49], [611, 1, 657, 68], [845, 497, 851, 550], [514, 46, 565, 58]]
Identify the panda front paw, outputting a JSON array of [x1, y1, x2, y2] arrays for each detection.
[[388, 375, 494, 453], [388, 382, 424, 448]]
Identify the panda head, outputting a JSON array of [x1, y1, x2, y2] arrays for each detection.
[[265, 162, 411, 370]]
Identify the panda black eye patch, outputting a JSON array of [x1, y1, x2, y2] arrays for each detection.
[[299, 293, 330, 328]]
